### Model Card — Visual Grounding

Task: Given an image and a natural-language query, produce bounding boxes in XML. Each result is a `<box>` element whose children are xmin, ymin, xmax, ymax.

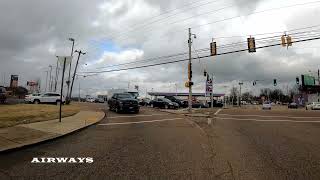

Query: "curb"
<box><xmin>0</xmin><ymin>111</ymin><xmax>106</xmax><ymax>153</ymax></box>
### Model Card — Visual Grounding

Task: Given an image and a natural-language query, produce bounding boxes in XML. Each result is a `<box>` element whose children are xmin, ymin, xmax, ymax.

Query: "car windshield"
<box><xmin>117</xmin><ymin>94</ymin><xmax>132</xmax><ymax>99</ymax></box>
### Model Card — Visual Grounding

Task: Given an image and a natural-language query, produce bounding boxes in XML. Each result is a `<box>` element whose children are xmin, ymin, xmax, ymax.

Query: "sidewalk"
<box><xmin>0</xmin><ymin>110</ymin><xmax>105</xmax><ymax>152</ymax></box>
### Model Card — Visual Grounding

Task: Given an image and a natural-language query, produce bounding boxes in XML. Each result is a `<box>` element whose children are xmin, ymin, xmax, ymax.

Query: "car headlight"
<box><xmin>169</xmin><ymin>103</ymin><xmax>173</xmax><ymax>105</ymax></box>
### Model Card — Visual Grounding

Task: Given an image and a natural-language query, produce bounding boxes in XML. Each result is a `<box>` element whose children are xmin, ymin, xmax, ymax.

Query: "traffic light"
<box><xmin>281</xmin><ymin>35</ymin><xmax>286</xmax><ymax>47</ymax></box>
<box><xmin>204</xmin><ymin>70</ymin><xmax>207</xmax><ymax>77</ymax></box>
<box><xmin>273</xmin><ymin>79</ymin><xmax>277</xmax><ymax>86</ymax></box>
<box><xmin>287</xmin><ymin>35</ymin><xmax>292</xmax><ymax>47</ymax></box>
<box><xmin>296</xmin><ymin>77</ymin><xmax>299</xmax><ymax>85</ymax></box>
<box><xmin>253</xmin><ymin>81</ymin><xmax>257</xmax><ymax>86</ymax></box>
<box><xmin>210</xmin><ymin>42</ymin><xmax>217</xmax><ymax>56</ymax></box>
<box><xmin>188</xmin><ymin>63</ymin><xmax>192</xmax><ymax>80</ymax></box>
<box><xmin>247</xmin><ymin>37</ymin><xmax>256</xmax><ymax>53</ymax></box>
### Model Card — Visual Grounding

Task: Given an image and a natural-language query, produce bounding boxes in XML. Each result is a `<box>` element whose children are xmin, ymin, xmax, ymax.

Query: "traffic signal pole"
<box><xmin>188</xmin><ymin>28</ymin><xmax>192</xmax><ymax>113</ymax></box>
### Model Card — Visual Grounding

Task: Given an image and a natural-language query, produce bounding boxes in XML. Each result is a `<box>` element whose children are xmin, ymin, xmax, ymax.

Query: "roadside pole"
<box><xmin>69</xmin><ymin>50</ymin><xmax>86</xmax><ymax>104</ymax></box>
<box><xmin>59</xmin><ymin>57</ymin><xmax>67</xmax><ymax>123</ymax></box>
<box><xmin>49</xmin><ymin>65</ymin><xmax>53</xmax><ymax>92</ymax></box>
<box><xmin>66</xmin><ymin>38</ymin><xmax>75</xmax><ymax>104</ymax></box>
<box><xmin>188</xmin><ymin>28</ymin><xmax>193</xmax><ymax>113</ymax></box>
<box><xmin>45</xmin><ymin>70</ymin><xmax>48</xmax><ymax>92</ymax></box>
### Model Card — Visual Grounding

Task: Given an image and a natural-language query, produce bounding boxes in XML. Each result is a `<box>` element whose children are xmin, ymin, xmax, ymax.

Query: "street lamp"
<box><xmin>66</xmin><ymin>38</ymin><xmax>75</xmax><ymax>104</ymax></box>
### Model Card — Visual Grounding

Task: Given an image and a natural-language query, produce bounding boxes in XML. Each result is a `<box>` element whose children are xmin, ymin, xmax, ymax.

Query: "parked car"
<box><xmin>25</xmin><ymin>93</ymin><xmax>41</xmax><ymax>103</ymax></box>
<box><xmin>262</xmin><ymin>102</ymin><xmax>272</xmax><ymax>110</ymax></box>
<box><xmin>0</xmin><ymin>86</ymin><xmax>6</xmax><ymax>104</ymax></box>
<box><xmin>306</xmin><ymin>102</ymin><xmax>320</xmax><ymax>110</ymax></box>
<box><xmin>192</xmin><ymin>102</ymin><xmax>208</xmax><ymax>108</ymax></box>
<box><xmin>207</xmin><ymin>100</ymin><xmax>224</xmax><ymax>108</ymax></box>
<box><xmin>139</xmin><ymin>98</ymin><xmax>151</xmax><ymax>106</ymax></box>
<box><xmin>164</xmin><ymin>96</ymin><xmax>186</xmax><ymax>108</ymax></box>
<box><xmin>149</xmin><ymin>98</ymin><xmax>179</xmax><ymax>109</ymax></box>
<box><xmin>25</xmin><ymin>92</ymin><xmax>65</xmax><ymax>105</ymax></box>
<box><xmin>288</xmin><ymin>102</ymin><xmax>298</xmax><ymax>109</ymax></box>
<box><xmin>108</xmin><ymin>93</ymin><xmax>139</xmax><ymax>113</ymax></box>
<box><xmin>86</xmin><ymin>97</ymin><xmax>95</xmax><ymax>103</ymax></box>
<box><xmin>95</xmin><ymin>98</ymin><xmax>105</xmax><ymax>103</ymax></box>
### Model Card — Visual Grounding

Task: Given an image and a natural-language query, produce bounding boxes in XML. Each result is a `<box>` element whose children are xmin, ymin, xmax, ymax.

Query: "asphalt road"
<box><xmin>0</xmin><ymin>105</ymin><xmax>218</xmax><ymax>179</ymax></box>
<box><xmin>199</xmin><ymin>108</ymin><xmax>320</xmax><ymax>180</ymax></box>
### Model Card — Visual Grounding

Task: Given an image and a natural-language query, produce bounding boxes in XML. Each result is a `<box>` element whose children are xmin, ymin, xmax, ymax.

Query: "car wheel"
<box><xmin>135</xmin><ymin>110</ymin><xmax>139</xmax><ymax>114</ymax></box>
<box><xmin>33</xmin><ymin>100</ymin><xmax>40</xmax><ymax>104</ymax></box>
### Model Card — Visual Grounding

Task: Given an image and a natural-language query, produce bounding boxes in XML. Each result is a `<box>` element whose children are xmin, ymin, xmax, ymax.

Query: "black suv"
<box><xmin>108</xmin><ymin>93</ymin><xmax>139</xmax><ymax>113</ymax></box>
<box><xmin>0</xmin><ymin>86</ymin><xmax>6</xmax><ymax>104</ymax></box>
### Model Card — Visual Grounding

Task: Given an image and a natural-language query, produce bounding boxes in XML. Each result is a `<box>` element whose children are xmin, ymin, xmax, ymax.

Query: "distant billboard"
<box><xmin>301</xmin><ymin>74</ymin><xmax>316</xmax><ymax>86</ymax></box>
<box><xmin>10</xmin><ymin>75</ymin><xmax>18</xmax><ymax>88</ymax></box>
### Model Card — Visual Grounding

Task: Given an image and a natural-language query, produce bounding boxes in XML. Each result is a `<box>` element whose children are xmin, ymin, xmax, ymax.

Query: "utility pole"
<box><xmin>69</xmin><ymin>50</ymin><xmax>86</xmax><ymax>104</ymax></box>
<box><xmin>188</xmin><ymin>28</ymin><xmax>196</xmax><ymax>113</ymax></box>
<box><xmin>59</xmin><ymin>57</ymin><xmax>67</xmax><ymax>123</ymax></box>
<box><xmin>54</xmin><ymin>56</ymin><xmax>59</xmax><ymax>92</ymax></box>
<box><xmin>48</xmin><ymin>65</ymin><xmax>53</xmax><ymax>92</ymax></box>
<box><xmin>66</xmin><ymin>38</ymin><xmax>75</xmax><ymax>104</ymax></box>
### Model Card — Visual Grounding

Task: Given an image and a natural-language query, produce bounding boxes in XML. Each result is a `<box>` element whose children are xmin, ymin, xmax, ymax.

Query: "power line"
<box><xmin>190</xmin><ymin>0</ymin><xmax>320</xmax><ymax>29</ymax></box>
<box><xmin>103</xmin><ymin>0</ymin><xmax>225</xmax><ymax>41</ymax></box>
<box><xmin>78</xmin><ymin>35</ymin><xmax>320</xmax><ymax>76</ymax></box>
<box><xmin>84</xmin><ymin>28</ymin><xmax>320</xmax><ymax>72</ymax></box>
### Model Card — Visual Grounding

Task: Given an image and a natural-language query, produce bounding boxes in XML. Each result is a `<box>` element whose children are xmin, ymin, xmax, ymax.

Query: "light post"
<box><xmin>66</xmin><ymin>38</ymin><xmax>75</xmax><ymax>104</ymax></box>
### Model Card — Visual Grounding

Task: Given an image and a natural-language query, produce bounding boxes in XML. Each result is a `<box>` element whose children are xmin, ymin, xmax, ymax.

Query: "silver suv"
<box><xmin>25</xmin><ymin>92</ymin><xmax>65</xmax><ymax>105</ymax></box>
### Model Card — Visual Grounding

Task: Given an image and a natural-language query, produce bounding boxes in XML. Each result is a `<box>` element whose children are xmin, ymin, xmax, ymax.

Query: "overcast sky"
<box><xmin>1</xmin><ymin>0</ymin><xmax>320</xmax><ymax>97</ymax></box>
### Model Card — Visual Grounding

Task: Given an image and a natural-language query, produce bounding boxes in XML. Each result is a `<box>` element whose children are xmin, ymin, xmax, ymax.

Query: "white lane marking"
<box><xmin>98</xmin><ymin>118</ymin><xmax>183</xmax><ymax>126</ymax></box>
<box><xmin>218</xmin><ymin>114</ymin><xmax>320</xmax><ymax>119</ymax></box>
<box><xmin>216</xmin><ymin>117</ymin><xmax>320</xmax><ymax>123</ymax></box>
<box><xmin>214</xmin><ymin>109</ymin><xmax>222</xmax><ymax>115</ymax></box>
<box><xmin>108</xmin><ymin>113</ymin><xmax>168</xmax><ymax>119</ymax></box>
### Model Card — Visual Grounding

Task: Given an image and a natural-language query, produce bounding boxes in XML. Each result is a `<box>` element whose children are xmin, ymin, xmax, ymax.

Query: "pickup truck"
<box><xmin>108</xmin><ymin>93</ymin><xmax>139</xmax><ymax>113</ymax></box>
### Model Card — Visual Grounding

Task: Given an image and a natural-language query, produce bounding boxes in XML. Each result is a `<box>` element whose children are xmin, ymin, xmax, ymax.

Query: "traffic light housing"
<box><xmin>188</xmin><ymin>63</ymin><xmax>192</xmax><ymax>80</ymax></box>
<box><xmin>204</xmin><ymin>70</ymin><xmax>207</xmax><ymax>77</ymax></box>
<box><xmin>253</xmin><ymin>81</ymin><xmax>256</xmax><ymax>86</ymax></box>
<box><xmin>296</xmin><ymin>77</ymin><xmax>299</xmax><ymax>85</ymax></box>
<box><xmin>210</xmin><ymin>42</ymin><xmax>217</xmax><ymax>56</ymax></box>
<box><xmin>247</xmin><ymin>37</ymin><xmax>256</xmax><ymax>53</ymax></box>
<box><xmin>273</xmin><ymin>79</ymin><xmax>277</xmax><ymax>86</ymax></box>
